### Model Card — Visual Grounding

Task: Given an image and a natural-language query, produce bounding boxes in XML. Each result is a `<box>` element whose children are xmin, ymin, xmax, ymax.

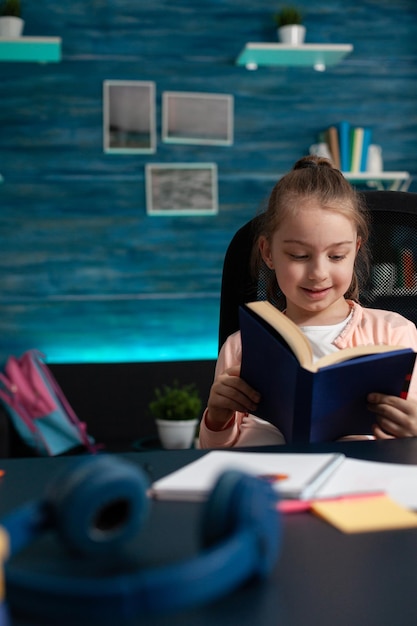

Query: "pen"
<box><xmin>277</xmin><ymin>491</ymin><xmax>386</xmax><ymax>514</ymax></box>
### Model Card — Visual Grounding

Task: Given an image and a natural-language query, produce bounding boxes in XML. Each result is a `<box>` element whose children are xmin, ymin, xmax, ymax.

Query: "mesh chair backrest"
<box><xmin>361</xmin><ymin>193</ymin><xmax>417</xmax><ymax>325</ymax></box>
<box><xmin>218</xmin><ymin>190</ymin><xmax>417</xmax><ymax>351</ymax></box>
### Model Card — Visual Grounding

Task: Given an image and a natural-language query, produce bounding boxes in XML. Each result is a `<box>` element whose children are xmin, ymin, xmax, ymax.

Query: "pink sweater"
<box><xmin>199</xmin><ymin>301</ymin><xmax>417</xmax><ymax>448</ymax></box>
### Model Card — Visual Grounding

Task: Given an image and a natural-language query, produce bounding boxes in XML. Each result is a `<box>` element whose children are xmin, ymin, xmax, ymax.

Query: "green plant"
<box><xmin>273</xmin><ymin>6</ymin><xmax>303</xmax><ymax>28</ymax></box>
<box><xmin>148</xmin><ymin>381</ymin><xmax>202</xmax><ymax>421</ymax></box>
<box><xmin>0</xmin><ymin>0</ymin><xmax>21</xmax><ymax>17</ymax></box>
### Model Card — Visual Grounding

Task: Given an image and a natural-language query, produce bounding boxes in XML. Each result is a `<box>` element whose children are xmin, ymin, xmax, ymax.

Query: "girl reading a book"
<box><xmin>199</xmin><ymin>155</ymin><xmax>417</xmax><ymax>447</ymax></box>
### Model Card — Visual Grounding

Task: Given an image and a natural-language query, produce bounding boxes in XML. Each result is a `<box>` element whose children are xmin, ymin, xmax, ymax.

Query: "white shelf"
<box><xmin>236</xmin><ymin>43</ymin><xmax>353</xmax><ymax>71</ymax></box>
<box><xmin>0</xmin><ymin>37</ymin><xmax>62</xmax><ymax>62</ymax></box>
<box><xmin>343</xmin><ymin>172</ymin><xmax>411</xmax><ymax>192</ymax></box>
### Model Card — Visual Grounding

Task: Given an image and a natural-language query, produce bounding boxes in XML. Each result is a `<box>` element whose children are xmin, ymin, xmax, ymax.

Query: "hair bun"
<box><xmin>293</xmin><ymin>155</ymin><xmax>333</xmax><ymax>171</ymax></box>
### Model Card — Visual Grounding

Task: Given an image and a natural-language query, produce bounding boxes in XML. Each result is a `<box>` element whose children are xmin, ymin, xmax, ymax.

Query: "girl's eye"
<box><xmin>289</xmin><ymin>254</ymin><xmax>308</xmax><ymax>260</ymax></box>
<box><xmin>330</xmin><ymin>255</ymin><xmax>346</xmax><ymax>261</ymax></box>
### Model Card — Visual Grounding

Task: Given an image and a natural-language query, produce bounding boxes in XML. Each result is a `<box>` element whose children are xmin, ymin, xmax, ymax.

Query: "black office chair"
<box><xmin>218</xmin><ymin>190</ymin><xmax>417</xmax><ymax>350</ymax></box>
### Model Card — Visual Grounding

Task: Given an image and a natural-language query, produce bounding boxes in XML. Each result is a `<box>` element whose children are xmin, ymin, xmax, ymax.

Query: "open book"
<box><xmin>150</xmin><ymin>450</ymin><xmax>417</xmax><ymax>510</ymax></box>
<box><xmin>150</xmin><ymin>451</ymin><xmax>345</xmax><ymax>501</ymax></box>
<box><xmin>239</xmin><ymin>301</ymin><xmax>416</xmax><ymax>443</ymax></box>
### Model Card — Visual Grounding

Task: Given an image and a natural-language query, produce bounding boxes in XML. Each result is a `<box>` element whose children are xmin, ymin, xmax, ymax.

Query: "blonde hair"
<box><xmin>253</xmin><ymin>155</ymin><xmax>370</xmax><ymax>307</ymax></box>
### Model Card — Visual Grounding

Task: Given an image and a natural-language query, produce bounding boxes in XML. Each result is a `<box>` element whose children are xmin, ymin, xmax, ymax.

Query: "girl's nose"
<box><xmin>308</xmin><ymin>259</ymin><xmax>327</xmax><ymax>281</ymax></box>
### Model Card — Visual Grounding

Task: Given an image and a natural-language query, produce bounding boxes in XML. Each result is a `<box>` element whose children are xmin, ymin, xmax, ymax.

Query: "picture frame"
<box><xmin>103</xmin><ymin>80</ymin><xmax>156</xmax><ymax>154</ymax></box>
<box><xmin>162</xmin><ymin>91</ymin><xmax>233</xmax><ymax>146</ymax></box>
<box><xmin>145</xmin><ymin>163</ymin><xmax>218</xmax><ymax>216</ymax></box>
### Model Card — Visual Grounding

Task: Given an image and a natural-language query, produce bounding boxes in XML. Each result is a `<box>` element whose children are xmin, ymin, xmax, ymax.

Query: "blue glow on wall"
<box><xmin>1</xmin><ymin>295</ymin><xmax>220</xmax><ymax>363</ymax></box>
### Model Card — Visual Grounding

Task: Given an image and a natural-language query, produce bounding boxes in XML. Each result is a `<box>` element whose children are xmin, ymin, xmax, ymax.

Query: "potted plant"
<box><xmin>0</xmin><ymin>0</ymin><xmax>24</xmax><ymax>37</ymax></box>
<box><xmin>273</xmin><ymin>6</ymin><xmax>305</xmax><ymax>45</ymax></box>
<box><xmin>149</xmin><ymin>381</ymin><xmax>202</xmax><ymax>449</ymax></box>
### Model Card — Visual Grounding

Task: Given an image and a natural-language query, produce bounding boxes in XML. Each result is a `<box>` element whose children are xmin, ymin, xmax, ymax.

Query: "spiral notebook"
<box><xmin>149</xmin><ymin>451</ymin><xmax>345</xmax><ymax>501</ymax></box>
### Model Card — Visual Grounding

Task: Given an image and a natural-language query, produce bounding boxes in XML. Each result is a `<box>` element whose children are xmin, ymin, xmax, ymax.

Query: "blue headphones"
<box><xmin>0</xmin><ymin>455</ymin><xmax>281</xmax><ymax>624</ymax></box>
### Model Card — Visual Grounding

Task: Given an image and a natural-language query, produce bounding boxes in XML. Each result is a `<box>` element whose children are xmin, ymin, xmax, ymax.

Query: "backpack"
<box><xmin>0</xmin><ymin>350</ymin><xmax>98</xmax><ymax>456</ymax></box>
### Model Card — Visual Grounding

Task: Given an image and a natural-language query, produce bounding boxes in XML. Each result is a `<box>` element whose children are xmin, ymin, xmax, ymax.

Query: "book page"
<box><xmin>245</xmin><ymin>301</ymin><xmax>314</xmax><ymax>369</ymax></box>
<box><xmin>245</xmin><ymin>301</ymin><xmax>412</xmax><ymax>372</ymax></box>
<box><xmin>314</xmin><ymin>457</ymin><xmax>417</xmax><ymax>510</ymax></box>
<box><xmin>315</xmin><ymin>343</ymin><xmax>410</xmax><ymax>370</ymax></box>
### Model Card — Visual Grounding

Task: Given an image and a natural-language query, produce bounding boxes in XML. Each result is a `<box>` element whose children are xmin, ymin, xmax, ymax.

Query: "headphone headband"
<box><xmin>1</xmin><ymin>456</ymin><xmax>281</xmax><ymax>623</ymax></box>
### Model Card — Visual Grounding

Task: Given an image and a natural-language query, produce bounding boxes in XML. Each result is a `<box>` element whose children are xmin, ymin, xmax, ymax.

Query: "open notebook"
<box><xmin>150</xmin><ymin>450</ymin><xmax>417</xmax><ymax>510</ymax></box>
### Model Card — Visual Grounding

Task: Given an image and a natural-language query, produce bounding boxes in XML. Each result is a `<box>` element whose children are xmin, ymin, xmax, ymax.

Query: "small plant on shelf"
<box><xmin>0</xmin><ymin>0</ymin><xmax>21</xmax><ymax>17</ymax></box>
<box><xmin>148</xmin><ymin>381</ymin><xmax>202</xmax><ymax>421</ymax></box>
<box><xmin>273</xmin><ymin>6</ymin><xmax>305</xmax><ymax>45</ymax></box>
<box><xmin>273</xmin><ymin>6</ymin><xmax>303</xmax><ymax>28</ymax></box>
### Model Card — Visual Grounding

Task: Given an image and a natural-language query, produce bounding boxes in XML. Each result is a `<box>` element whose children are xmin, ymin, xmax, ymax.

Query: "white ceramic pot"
<box><xmin>366</xmin><ymin>144</ymin><xmax>383</xmax><ymax>173</ymax></box>
<box><xmin>309</xmin><ymin>142</ymin><xmax>333</xmax><ymax>160</ymax></box>
<box><xmin>0</xmin><ymin>16</ymin><xmax>24</xmax><ymax>37</ymax></box>
<box><xmin>278</xmin><ymin>25</ymin><xmax>306</xmax><ymax>45</ymax></box>
<box><xmin>156</xmin><ymin>418</ymin><xmax>199</xmax><ymax>450</ymax></box>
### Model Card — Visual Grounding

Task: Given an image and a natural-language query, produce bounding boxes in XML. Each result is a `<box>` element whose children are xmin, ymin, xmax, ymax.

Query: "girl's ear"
<box><xmin>356</xmin><ymin>236</ymin><xmax>362</xmax><ymax>254</ymax></box>
<box><xmin>259</xmin><ymin>236</ymin><xmax>274</xmax><ymax>270</ymax></box>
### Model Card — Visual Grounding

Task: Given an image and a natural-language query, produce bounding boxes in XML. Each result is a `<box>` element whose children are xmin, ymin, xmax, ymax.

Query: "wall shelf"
<box><xmin>0</xmin><ymin>37</ymin><xmax>62</xmax><ymax>62</ymax></box>
<box><xmin>343</xmin><ymin>172</ymin><xmax>411</xmax><ymax>192</ymax></box>
<box><xmin>269</xmin><ymin>171</ymin><xmax>411</xmax><ymax>192</ymax></box>
<box><xmin>236</xmin><ymin>43</ymin><xmax>353</xmax><ymax>71</ymax></box>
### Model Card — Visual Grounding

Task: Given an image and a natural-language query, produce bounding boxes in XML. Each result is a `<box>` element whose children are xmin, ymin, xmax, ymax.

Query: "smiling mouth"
<box><xmin>302</xmin><ymin>287</ymin><xmax>331</xmax><ymax>295</ymax></box>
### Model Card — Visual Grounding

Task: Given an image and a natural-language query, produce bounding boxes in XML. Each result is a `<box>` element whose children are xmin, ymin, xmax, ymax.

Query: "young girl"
<box><xmin>199</xmin><ymin>155</ymin><xmax>417</xmax><ymax>448</ymax></box>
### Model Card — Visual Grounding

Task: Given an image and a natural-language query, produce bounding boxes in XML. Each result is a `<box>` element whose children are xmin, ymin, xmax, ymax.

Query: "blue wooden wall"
<box><xmin>1</xmin><ymin>0</ymin><xmax>416</xmax><ymax>363</ymax></box>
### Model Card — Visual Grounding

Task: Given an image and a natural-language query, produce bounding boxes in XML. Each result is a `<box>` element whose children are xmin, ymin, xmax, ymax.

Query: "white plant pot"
<box><xmin>156</xmin><ymin>418</ymin><xmax>199</xmax><ymax>450</ymax></box>
<box><xmin>366</xmin><ymin>144</ymin><xmax>383</xmax><ymax>173</ymax></box>
<box><xmin>278</xmin><ymin>25</ymin><xmax>306</xmax><ymax>45</ymax></box>
<box><xmin>0</xmin><ymin>16</ymin><xmax>24</xmax><ymax>37</ymax></box>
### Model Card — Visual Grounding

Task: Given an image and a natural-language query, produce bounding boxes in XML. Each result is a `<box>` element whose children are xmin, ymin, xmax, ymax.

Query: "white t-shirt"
<box><xmin>299</xmin><ymin>310</ymin><xmax>353</xmax><ymax>362</ymax></box>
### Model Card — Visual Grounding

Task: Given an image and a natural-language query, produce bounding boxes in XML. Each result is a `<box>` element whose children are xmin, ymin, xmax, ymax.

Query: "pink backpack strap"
<box><xmin>33</xmin><ymin>353</ymin><xmax>99</xmax><ymax>453</ymax></box>
<box><xmin>5</xmin><ymin>353</ymin><xmax>56</xmax><ymax>417</ymax></box>
<box><xmin>0</xmin><ymin>372</ymin><xmax>53</xmax><ymax>455</ymax></box>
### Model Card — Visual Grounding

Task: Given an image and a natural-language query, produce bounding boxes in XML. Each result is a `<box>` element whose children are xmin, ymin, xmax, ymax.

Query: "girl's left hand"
<box><xmin>367</xmin><ymin>393</ymin><xmax>417</xmax><ymax>439</ymax></box>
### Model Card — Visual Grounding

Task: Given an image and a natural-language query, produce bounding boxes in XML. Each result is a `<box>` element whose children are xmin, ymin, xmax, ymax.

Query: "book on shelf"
<box><xmin>238</xmin><ymin>301</ymin><xmax>416</xmax><ymax>444</ymax></box>
<box><xmin>350</xmin><ymin>126</ymin><xmax>364</xmax><ymax>173</ymax></box>
<box><xmin>150</xmin><ymin>449</ymin><xmax>417</xmax><ymax>510</ymax></box>
<box><xmin>325</xmin><ymin>125</ymin><xmax>341</xmax><ymax>169</ymax></box>
<box><xmin>360</xmin><ymin>127</ymin><xmax>372</xmax><ymax>172</ymax></box>
<box><xmin>350</xmin><ymin>126</ymin><xmax>373</xmax><ymax>173</ymax></box>
<box><xmin>338</xmin><ymin>120</ymin><xmax>351</xmax><ymax>172</ymax></box>
<box><xmin>322</xmin><ymin>123</ymin><xmax>372</xmax><ymax>174</ymax></box>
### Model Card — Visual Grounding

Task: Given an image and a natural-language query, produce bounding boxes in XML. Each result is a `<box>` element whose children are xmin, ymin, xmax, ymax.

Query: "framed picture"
<box><xmin>103</xmin><ymin>80</ymin><xmax>156</xmax><ymax>153</ymax></box>
<box><xmin>146</xmin><ymin>163</ymin><xmax>218</xmax><ymax>216</ymax></box>
<box><xmin>162</xmin><ymin>92</ymin><xmax>233</xmax><ymax>146</ymax></box>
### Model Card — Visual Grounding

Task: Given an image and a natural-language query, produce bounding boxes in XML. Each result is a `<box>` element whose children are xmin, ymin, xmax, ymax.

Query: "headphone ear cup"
<box><xmin>201</xmin><ymin>470</ymin><xmax>281</xmax><ymax>577</ymax></box>
<box><xmin>43</xmin><ymin>455</ymin><xmax>150</xmax><ymax>556</ymax></box>
<box><xmin>200</xmin><ymin>470</ymin><xmax>246</xmax><ymax>546</ymax></box>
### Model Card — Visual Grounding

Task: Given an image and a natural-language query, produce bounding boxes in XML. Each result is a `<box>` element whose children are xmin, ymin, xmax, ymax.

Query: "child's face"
<box><xmin>260</xmin><ymin>200</ymin><xmax>360</xmax><ymax>324</ymax></box>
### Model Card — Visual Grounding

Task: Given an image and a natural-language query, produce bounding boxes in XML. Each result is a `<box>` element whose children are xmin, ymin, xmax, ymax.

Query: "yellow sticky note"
<box><xmin>311</xmin><ymin>495</ymin><xmax>417</xmax><ymax>533</ymax></box>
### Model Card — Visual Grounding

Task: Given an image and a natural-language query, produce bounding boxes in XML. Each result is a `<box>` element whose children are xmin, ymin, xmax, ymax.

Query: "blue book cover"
<box><xmin>239</xmin><ymin>302</ymin><xmax>416</xmax><ymax>444</ymax></box>
<box><xmin>338</xmin><ymin>120</ymin><xmax>351</xmax><ymax>172</ymax></box>
<box><xmin>360</xmin><ymin>127</ymin><xmax>373</xmax><ymax>172</ymax></box>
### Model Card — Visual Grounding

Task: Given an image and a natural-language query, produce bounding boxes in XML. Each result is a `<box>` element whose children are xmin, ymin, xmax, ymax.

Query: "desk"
<box><xmin>2</xmin><ymin>438</ymin><xmax>417</xmax><ymax>626</ymax></box>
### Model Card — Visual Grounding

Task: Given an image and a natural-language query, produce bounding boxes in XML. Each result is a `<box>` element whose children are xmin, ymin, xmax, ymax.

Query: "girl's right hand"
<box><xmin>205</xmin><ymin>365</ymin><xmax>261</xmax><ymax>431</ymax></box>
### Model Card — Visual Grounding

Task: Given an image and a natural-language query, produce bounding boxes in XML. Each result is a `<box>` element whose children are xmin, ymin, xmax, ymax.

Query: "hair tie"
<box><xmin>296</xmin><ymin>160</ymin><xmax>319</xmax><ymax>170</ymax></box>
